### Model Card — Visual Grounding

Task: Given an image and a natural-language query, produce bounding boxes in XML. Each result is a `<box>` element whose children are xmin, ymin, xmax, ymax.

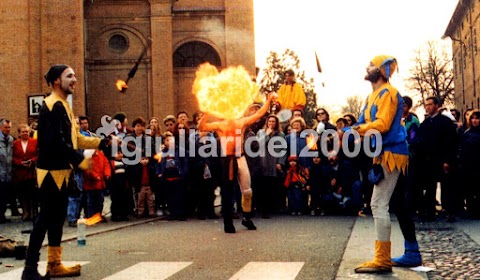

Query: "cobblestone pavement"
<box><xmin>417</xmin><ymin>222</ymin><xmax>480</xmax><ymax>280</ymax></box>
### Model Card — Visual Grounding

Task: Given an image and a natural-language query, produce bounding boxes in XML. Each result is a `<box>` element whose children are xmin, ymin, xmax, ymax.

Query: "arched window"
<box><xmin>108</xmin><ymin>34</ymin><xmax>129</xmax><ymax>53</ymax></box>
<box><xmin>173</xmin><ymin>41</ymin><xmax>221</xmax><ymax>67</ymax></box>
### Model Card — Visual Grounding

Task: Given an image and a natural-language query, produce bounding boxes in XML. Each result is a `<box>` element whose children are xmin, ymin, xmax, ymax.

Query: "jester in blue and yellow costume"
<box><xmin>22</xmin><ymin>65</ymin><xmax>110</xmax><ymax>280</ymax></box>
<box><xmin>354</xmin><ymin>55</ymin><xmax>421</xmax><ymax>273</ymax></box>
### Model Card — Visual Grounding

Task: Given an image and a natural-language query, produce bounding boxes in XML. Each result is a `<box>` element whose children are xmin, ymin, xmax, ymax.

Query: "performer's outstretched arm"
<box><xmin>198</xmin><ymin>112</ymin><xmax>222</xmax><ymax>132</ymax></box>
<box><xmin>243</xmin><ymin>93</ymin><xmax>276</xmax><ymax>126</ymax></box>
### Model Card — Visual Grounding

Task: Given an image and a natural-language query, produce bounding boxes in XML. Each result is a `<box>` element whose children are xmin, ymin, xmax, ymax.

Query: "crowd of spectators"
<box><xmin>1</xmin><ymin>95</ymin><xmax>480</xmax><ymax>226</ymax></box>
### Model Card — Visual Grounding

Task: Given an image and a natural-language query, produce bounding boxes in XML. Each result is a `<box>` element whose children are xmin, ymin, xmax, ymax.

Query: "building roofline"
<box><xmin>443</xmin><ymin>0</ymin><xmax>471</xmax><ymax>39</ymax></box>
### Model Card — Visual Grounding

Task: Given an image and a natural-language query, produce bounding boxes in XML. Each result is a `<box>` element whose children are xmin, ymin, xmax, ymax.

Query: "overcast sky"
<box><xmin>254</xmin><ymin>0</ymin><xmax>459</xmax><ymax>113</ymax></box>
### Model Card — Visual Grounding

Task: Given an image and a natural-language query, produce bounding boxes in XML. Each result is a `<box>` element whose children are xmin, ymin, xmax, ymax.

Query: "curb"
<box><xmin>336</xmin><ymin>215</ymin><xmax>428</xmax><ymax>279</ymax></box>
<box><xmin>46</xmin><ymin>217</ymin><xmax>164</xmax><ymax>247</ymax></box>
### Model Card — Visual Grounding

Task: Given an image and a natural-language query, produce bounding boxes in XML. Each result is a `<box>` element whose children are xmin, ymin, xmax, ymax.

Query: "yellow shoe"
<box><xmin>46</xmin><ymin>246</ymin><xmax>81</xmax><ymax>277</ymax></box>
<box><xmin>355</xmin><ymin>240</ymin><xmax>392</xmax><ymax>273</ymax></box>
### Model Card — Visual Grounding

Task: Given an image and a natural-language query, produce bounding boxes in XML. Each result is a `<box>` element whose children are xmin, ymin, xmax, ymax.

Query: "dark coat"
<box><xmin>460</xmin><ymin>126</ymin><xmax>480</xmax><ymax>175</ymax></box>
<box><xmin>323</xmin><ymin>159</ymin><xmax>358</xmax><ymax>197</ymax></box>
<box><xmin>124</xmin><ymin>133</ymin><xmax>156</xmax><ymax>189</ymax></box>
<box><xmin>155</xmin><ymin>146</ymin><xmax>189</xmax><ymax>181</ymax></box>
<box><xmin>417</xmin><ymin>113</ymin><xmax>457</xmax><ymax>165</ymax></box>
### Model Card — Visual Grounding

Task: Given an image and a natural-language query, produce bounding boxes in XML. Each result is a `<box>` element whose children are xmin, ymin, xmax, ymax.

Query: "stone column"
<box><xmin>40</xmin><ymin>0</ymin><xmax>86</xmax><ymax>115</ymax></box>
<box><xmin>150</xmin><ymin>0</ymin><xmax>175</xmax><ymax>117</ymax></box>
<box><xmin>225</xmin><ymin>0</ymin><xmax>256</xmax><ymax>74</ymax></box>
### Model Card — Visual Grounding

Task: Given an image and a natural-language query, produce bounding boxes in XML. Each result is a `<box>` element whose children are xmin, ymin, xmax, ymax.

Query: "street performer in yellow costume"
<box><xmin>352</xmin><ymin>55</ymin><xmax>418</xmax><ymax>273</ymax></box>
<box><xmin>276</xmin><ymin>69</ymin><xmax>306</xmax><ymax>110</ymax></box>
<box><xmin>22</xmin><ymin>65</ymin><xmax>111</xmax><ymax>280</ymax></box>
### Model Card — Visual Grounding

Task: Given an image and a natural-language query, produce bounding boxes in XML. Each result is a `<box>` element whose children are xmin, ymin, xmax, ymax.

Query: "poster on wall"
<box><xmin>28</xmin><ymin>94</ymin><xmax>73</xmax><ymax>118</ymax></box>
<box><xmin>28</xmin><ymin>95</ymin><xmax>45</xmax><ymax>117</ymax></box>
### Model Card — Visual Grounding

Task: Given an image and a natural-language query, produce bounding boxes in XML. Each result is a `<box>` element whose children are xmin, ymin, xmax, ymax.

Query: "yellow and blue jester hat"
<box><xmin>371</xmin><ymin>55</ymin><xmax>397</xmax><ymax>80</ymax></box>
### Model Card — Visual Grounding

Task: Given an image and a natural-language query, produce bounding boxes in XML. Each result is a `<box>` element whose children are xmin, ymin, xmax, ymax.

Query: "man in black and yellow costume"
<box><xmin>22</xmin><ymin>65</ymin><xmax>110</xmax><ymax>280</ymax></box>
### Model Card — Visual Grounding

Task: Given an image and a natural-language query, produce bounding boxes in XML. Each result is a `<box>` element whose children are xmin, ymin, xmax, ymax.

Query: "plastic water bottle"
<box><xmin>77</xmin><ymin>216</ymin><xmax>86</xmax><ymax>246</ymax></box>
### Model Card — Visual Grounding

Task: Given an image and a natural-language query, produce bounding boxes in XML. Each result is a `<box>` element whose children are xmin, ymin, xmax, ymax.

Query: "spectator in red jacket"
<box><xmin>12</xmin><ymin>124</ymin><xmax>38</xmax><ymax>221</ymax></box>
<box><xmin>83</xmin><ymin>150</ymin><xmax>111</xmax><ymax>219</ymax></box>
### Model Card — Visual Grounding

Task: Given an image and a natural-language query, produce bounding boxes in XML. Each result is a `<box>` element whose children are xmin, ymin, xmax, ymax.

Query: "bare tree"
<box><xmin>406</xmin><ymin>40</ymin><xmax>455</xmax><ymax>106</ymax></box>
<box><xmin>341</xmin><ymin>95</ymin><xmax>364</xmax><ymax>119</ymax></box>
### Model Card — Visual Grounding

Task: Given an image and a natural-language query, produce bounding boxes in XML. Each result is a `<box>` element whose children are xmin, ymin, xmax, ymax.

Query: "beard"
<box><xmin>364</xmin><ymin>70</ymin><xmax>383</xmax><ymax>83</ymax></box>
<box><xmin>61</xmin><ymin>79</ymin><xmax>74</xmax><ymax>95</ymax></box>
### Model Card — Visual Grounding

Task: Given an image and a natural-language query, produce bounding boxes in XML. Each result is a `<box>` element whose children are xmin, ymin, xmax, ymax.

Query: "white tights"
<box><xmin>370</xmin><ymin>166</ymin><xmax>400</xmax><ymax>241</ymax></box>
<box><xmin>236</xmin><ymin>156</ymin><xmax>252</xmax><ymax>213</ymax></box>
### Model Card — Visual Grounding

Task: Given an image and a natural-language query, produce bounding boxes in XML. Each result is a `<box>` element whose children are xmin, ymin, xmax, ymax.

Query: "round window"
<box><xmin>108</xmin><ymin>34</ymin><xmax>128</xmax><ymax>53</ymax></box>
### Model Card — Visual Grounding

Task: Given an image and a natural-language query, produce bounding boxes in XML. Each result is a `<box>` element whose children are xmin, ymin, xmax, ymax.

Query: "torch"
<box><xmin>116</xmin><ymin>38</ymin><xmax>152</xmax><ymax>93</ymax></box>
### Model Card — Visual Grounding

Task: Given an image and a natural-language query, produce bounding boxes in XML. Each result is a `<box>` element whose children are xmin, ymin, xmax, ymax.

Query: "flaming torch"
<box><xmin>116</xmin><ymin>38</ymin><xmax>152</xmax><ymax>93</ymax></box>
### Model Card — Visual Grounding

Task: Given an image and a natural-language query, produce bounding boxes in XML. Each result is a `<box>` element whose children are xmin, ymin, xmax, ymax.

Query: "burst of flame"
<box><xmin>116</xmin><ymin>80</ymin><xmax>128</xmax><ymax>92</ymax></box>
<box><xmin>153</xmin><ymin>152</ymin><xmax>162</xmax><ymax>163</ymax></box>
<box><xmin>192</xmin><ymin>63</ymin><xmax>260</xmax><ymax>120</ymax></box>
<box><xmin>306</xmin><ymin>133</ymin><xmax>318</xmax><ymax>151</ymax></box>
<box><xmin>85</xmin><ymin>213</ymin><xmax>103</xmax><ymax>226</ymax></box>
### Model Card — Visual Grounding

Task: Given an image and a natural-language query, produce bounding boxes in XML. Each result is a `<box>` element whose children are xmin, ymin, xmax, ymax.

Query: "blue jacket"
<box><xmin>155</xmin><ymin>146</ymin><xmax>189</xmax><ymax>180</ymax></box>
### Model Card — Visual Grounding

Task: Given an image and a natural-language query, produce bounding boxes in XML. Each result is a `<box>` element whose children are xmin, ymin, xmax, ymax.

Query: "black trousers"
<box><xmin>0</xmin><ymin>181</ymin><xmax>17</xmax><ymax>218</ymax></box>
<box><xmin>0</xmin><ymin>181</ymin><xmax>9</xmax><ymax>219</ymax></box>
<box><xmin>220</xmin><ymin>156</ymin><xmax>238</xmax><ymax>225</ymax></box>
<box><xmin>256</xmin><ymin>176</ymin><xmax>276</xmax><ymax>215</ymax></box>
<box><xmin>164</xmin><ymin>178</ymin><xmax>186</xmax><ymax>218</ymax></box>
<box><xmin>221</xmin><ymin>179</ymin><xmax>235</xmax><ymax>225</ymax></box>
<box><xmin>25</xmin><ymin>173</ymin><xmax>68</xmax><ymax>266</ymax></box>
<box><xmin>390</xmin><ymin>170</ymin><xmax>416</xmax><ymax>242</ymax></box>
<box><xmin>191</xmin><ymin>177</ymin><xmax>215</xmax><ymax>217</ymax></box>
<box><xmin>110</xmin><ymin>173</ymin><xmax>130</xmax><ymax>217</ymax></box>
<box><xmin>464</xmin><ymin>171</ymin><xmax>480</xmax><ymax>216</ymax></box>
<box><xmin>419</xmin><ymin>159</ymin><xmax>447</xmax><ymax>217</ymax></box>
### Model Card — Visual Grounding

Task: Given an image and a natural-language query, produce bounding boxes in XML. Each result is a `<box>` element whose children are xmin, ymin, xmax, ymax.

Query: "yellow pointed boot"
<box><xmin>46</xmin><ymin>246</ymin><xmax>81</xmax><ymax>278</ymax></box>
<box><xmin>355</xmin><ymin>240</ymin><xmax>392</xmax><ymax>273</ymax></box>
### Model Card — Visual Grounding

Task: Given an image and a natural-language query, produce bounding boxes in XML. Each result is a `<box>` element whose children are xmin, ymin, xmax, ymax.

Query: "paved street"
<box><xmin>2</xmin><ymin>215</ymin><xmax>356</xmax><ymax>279</ymax></box>
<box><xmin>1</xmin><ymin>200</ymin><xmax>480</xmax><ymax>279</ymax></box>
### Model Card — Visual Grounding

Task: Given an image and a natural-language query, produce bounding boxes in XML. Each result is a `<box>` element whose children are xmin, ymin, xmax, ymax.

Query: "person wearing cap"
<box><xmin>352</xmin><ymin>55</ymin><xmax>421</xmax><ymax>273</ymax></box>
<box><xmin>277</xmin><ymin>69</ymin><xmax>306</xmax><ymax>111</ymax></box>
<box><xmin>22</xmin><ymin>65</ymin><xmax>111</xmax><ymax>280</ymax></box>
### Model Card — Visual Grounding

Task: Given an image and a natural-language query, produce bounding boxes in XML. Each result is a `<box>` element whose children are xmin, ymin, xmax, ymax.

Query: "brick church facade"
<box><xmin>1</xmin><ymin>0</ymin><xmax>255</xmax><ymax>129</ymax></box>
